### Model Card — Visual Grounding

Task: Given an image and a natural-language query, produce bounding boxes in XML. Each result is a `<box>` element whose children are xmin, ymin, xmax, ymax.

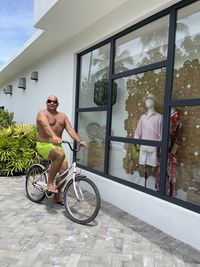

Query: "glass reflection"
<box><xmin>112</xmin><ymin>68</ymin><xmax>165</xmax><ymax>138</ymax></box>
<box><xmin>109</xmin><ymin>141</ymin><xmax>159</xmax><ymax>191</ymax></box>
<box><xmin>115</xmin><ymin>16</ymin><xmax>169</xmax><ymax>72</ymax></box>
<box><xmin>77</xmin><ymin>111</ymin><xmax>106</xmax><ymax>172</ymax></box>
<box><xmin>172</xmin><ymin>2</ymin><xmax>200</xmax><ymax>99</ymax></box>
<box><xmin>79</xmin><ymin>44</ymin><xmax>110</xmax><ymax>108</ymax></box>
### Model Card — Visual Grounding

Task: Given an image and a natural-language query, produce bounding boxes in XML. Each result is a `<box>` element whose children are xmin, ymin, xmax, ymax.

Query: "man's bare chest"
<box><xmin>47</xmin><ymin>114</ymin><xmax>65</xmax><ymax>129</ymax></box>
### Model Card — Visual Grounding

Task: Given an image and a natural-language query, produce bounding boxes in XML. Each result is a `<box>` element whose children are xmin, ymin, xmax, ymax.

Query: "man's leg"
<box><xmin>47</xmin><ymin>148</ymin><xmax>65</xmax><ymax>193</ymax></box>
<box><xmin>53</xmin><ymin>160</ymin><xmax>68</xmax><ymax>204</ymax></box>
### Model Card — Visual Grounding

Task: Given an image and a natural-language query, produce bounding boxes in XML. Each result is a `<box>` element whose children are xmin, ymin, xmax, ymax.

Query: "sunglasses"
<box><xmin>47</xmin><ymin>99</ymin><xmax>58</xmax><ymax>104</ymax></box>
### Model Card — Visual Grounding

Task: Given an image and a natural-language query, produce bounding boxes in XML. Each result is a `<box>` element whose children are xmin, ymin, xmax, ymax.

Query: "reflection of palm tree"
<box><xmin>178</xmin><ymin>34</ymin><xmax>200</xmax><ymax>62</ymax></box>
<box><xmin>140</xmin><ymin>22</ymin><xmax>189</xmax><ymax>64</ymax></box>
<box><xmin>141</xmin><ymin>22</ymin><xmax>189</xmax><ymax>52</ymax></box>
<box><xmin>93</xmin><ymin>46</ymin><xmax>133</xmax><ymax>79</ymax></box>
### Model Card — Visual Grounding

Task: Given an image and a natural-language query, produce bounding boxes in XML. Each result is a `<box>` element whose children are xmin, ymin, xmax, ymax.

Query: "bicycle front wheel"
<box><xmin>63</xmin><ymin>175</ymin><xmax>101</xmax><ymax>224</ymax></box>
<box><xmin>25</xmin><ymin>164</ymin><xmax>47</xmax><ymax>203</ymax></box>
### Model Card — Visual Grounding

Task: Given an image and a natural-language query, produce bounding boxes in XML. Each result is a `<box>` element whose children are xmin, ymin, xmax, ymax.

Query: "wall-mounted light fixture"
<box><xmin>30</xmin><ymin>71</ymin><xmax>38</xmax><ymax>81</ymax></box>
<box><xmin>3</xmin><ymin>85</ymin><xmax>13</xmax><ymax>95</ymax></box>
<box><xmin>18</xmin><ymin>78</ymin><xmax>26</xmax><ymax>89</ymax></box>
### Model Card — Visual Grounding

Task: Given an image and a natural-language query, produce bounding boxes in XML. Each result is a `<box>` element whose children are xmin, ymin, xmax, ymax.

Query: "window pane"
<box><xmin>77</xmin><ymin>111</ymin><xmax>106</xmax><ymax>172</ymax></box>
<box><xmin>79</xmin><ymin>44</ymin><xmax>110</xmax><ymax>108</ymax></box>
<box><xmin>162</xmin><ymin>106</ymin><xmax>200</xmax><ymax>206</ymax></box>
<box><xmin>115</xmin><ymin>16</ymin><xmax>169</xmax><ymax>73</ymax></box>
<box><xmin>172</xmin><ymin>2</ymin><xmax>200</xmax><ymax>99</ymax></box>
<box><xmin>111</xmin><ymin>68</ymin><xmax>166</xmax><ymax>138</ymax></box>
<box><xmin>109</xmin><ymin>141</ymin><xmax>159</xmax><ymax>191</ymax></box>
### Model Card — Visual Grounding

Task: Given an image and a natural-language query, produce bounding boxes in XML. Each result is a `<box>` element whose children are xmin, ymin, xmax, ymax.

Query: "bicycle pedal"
<box><xmin>45</xmin><ymin>191</ymin><xmax>54</xmax><ymax>198</ymax></box>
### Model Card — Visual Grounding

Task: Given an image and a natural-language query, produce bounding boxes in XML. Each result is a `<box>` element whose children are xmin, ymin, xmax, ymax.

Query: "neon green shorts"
<box><xmin>36</xmin><ymin>141</ymin><xmax>67</xmax><ymax>162</ymax></box>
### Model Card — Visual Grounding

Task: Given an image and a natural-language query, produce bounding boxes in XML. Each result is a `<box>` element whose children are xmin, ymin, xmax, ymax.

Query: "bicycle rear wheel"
<box><xmin>25</xmin><ymin>164</ymin><xmax>47</xmax><ymax>203</ymax></box>
<box><xmin>63</xmin><ymin>175</ymin><xmax>101</xmax><ymax>224</ymax></box>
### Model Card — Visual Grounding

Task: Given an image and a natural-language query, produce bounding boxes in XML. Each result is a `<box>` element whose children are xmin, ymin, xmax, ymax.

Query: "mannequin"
<box><xmin>134</xmin><ymin>95</ymin><xmax>163</xmax><ymax>188</ymax></box>
<box><xmin>156</xmin><ymin>107</ymin><xmax>182</xmax><ymax>195</ymax></box>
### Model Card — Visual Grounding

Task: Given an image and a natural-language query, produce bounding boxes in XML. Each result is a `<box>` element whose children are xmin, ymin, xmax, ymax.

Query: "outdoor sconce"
<box><xmin>30</xmin><ymin>71</ymin><xmax>38</xmax><ymax>81</ymax></box>
<box><xmin>18</xmin><ymin>78</ymin><xmax>26</xmax><ymax>89</ymax></box>
<box><xmin>3</xmin><ymin>85</ymin><xmax>13</xmax><ymax>95</ymax></box>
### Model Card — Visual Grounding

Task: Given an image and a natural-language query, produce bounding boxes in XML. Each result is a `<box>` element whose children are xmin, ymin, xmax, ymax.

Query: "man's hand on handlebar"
<box><xmin>51</xmin><ymin>136</ymin><xmax>62</xmax><ymax>145</ymax></box>
<box><xmin>79</xmin><ymin>140</ymin><xmax>87</xmax><ymax>148</ymax></box>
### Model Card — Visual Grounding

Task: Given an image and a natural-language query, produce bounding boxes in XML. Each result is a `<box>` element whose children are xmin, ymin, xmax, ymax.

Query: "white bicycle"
<box><xmin>25</xmin><ymin>141</ymin><xmax>101</xmax><ymax>224</ymax></box>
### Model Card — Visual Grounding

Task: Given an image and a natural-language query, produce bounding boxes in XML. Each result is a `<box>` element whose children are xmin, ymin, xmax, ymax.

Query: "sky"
<box><xmin>0</xmin><ymin>0</ymin><xmax>36</xmax><ymax>68</ymax></box>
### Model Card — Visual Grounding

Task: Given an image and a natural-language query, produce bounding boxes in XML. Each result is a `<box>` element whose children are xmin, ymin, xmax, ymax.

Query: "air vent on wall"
<box><xmin>18</xmin><ymin>78</ymin><xmax>26</xmax><ymax>89</ymax></box>
<box><xmin>30</xmin><ymin>71</ymin><xmax>38</xmax><ymax>81</ymax></box>
<box><xmin>3</xmin><ymin>85</ymin><xmax>13</xmax><ymax>95</ymax></box>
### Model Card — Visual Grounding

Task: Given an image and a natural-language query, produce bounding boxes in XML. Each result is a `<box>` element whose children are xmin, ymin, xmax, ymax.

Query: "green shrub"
<box><xmin>0</xmin><ymin>109</ymin><xmax>15</xmax><ymax>128</ymax></box>
<box><xmin>0</xmin><ymin>124</ymin><xmax>42</xmax><ymax>176</ymax></box>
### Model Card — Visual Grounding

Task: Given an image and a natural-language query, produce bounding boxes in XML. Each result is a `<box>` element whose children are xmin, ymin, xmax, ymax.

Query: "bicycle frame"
<box><xmin>31</xmin><ymin>141</ymin><xmax>85</xmax><ymax>200</ymax></box>
<box><xmin>34</xmin><ymin>159</ymin><xmax>84</xmax><ymax>201</ymax></box>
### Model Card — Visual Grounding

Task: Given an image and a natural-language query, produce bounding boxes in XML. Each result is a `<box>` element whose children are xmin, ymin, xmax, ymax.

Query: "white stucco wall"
<box><xmin>0</xmin><ymin>45</ymin><xmax>76</xmax><ymax>121</ymax></box>
<box><xmin>33</xmin><ymin>0</ymin><xmax>57</xmax><ymax>26</ymax></box>
<box><xmin>1</xmin><ymin>0</ymin><xmax>200</xmax><ymax>250</ymax></box>
<box><xmin>84</xmin><ymin>170</ymin><xmax>200</xmax><ymax>251</ymax></box>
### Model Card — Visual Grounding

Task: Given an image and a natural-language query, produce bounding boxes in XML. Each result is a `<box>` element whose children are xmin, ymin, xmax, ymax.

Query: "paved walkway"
<box><xmin>0</xmin><ymin>176</ymin><xmax>200</xmax><ymax>267</ymax></box>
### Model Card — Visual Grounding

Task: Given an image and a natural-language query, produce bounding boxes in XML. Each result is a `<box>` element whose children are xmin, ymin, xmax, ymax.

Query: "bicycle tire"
<box><xmin>63</xmin><ymin>175</ymin><xmax>101</xmax><ymax>224</ymax></box>
<box><xmin>25</xmin><ymin>164</ymin><xmax>47</xmax><ymax>203</ymax></box>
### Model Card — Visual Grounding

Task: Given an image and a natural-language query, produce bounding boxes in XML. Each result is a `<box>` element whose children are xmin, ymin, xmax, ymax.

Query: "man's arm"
<box><xmin>64</xmin><ymin>116</ymin><xmax>87</xmax><ymax>147</ymax></box>
<box><xmin>37</xmin><ymin>110</ymin><xmax>61</xmax><ymax>144</ymax></box>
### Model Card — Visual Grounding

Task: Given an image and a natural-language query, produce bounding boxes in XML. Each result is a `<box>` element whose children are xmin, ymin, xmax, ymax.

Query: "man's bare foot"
<box><xmin>47</xmin><ymin>185</ymin><xmax>58</xmax><ymax>193</ymax></box>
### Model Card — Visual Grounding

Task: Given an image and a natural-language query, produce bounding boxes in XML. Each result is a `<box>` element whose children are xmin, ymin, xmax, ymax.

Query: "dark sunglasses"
<box><xmin>47</xmin><ymin>99</ymin><xmax>58</xmax><ymax>104</ymax></box>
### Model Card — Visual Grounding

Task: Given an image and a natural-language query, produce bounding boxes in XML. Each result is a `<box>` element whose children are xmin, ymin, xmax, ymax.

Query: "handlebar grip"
<box><xmin>62</xmin><ymin>140</ymin><xmax>69</xmax><ymax>144</ymax></box>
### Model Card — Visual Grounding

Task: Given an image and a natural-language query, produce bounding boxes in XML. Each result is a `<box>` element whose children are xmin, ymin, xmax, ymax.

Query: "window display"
<box><xmin>123</xmin><ymin>69</ymin><xmax>165</xmax><ymax>177</ymax></box>
<box><xmin>134</xmin><ymin>95</ymin><xmax>162</xmax><ymax>187</ymax></box>
<box><xmin>156</xmin><ymin>108</ymin><xmax>183</xmax><ymax>196</ymax></box>
<box><xmin>76</xmin><ymin>1</ymin><xmax>200</xmax><ymax>211</ymax></box>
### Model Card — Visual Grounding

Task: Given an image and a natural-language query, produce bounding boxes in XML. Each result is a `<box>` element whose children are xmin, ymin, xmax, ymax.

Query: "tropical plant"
<box><xmin>0</xmin><ymin>124</ymin><xmax>42</xmax><ymax>176</ymax></box>
<box><xmin>0</xmin><ymin>109</ymin><xmax>15</xmax><ymax>128</ymax></box>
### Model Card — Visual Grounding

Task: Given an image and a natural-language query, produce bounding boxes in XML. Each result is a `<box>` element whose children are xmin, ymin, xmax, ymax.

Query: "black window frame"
<box><xmin>75</xmin><ymin>0</ymin><xmax>200</xmax><ymax>214</ymax></box>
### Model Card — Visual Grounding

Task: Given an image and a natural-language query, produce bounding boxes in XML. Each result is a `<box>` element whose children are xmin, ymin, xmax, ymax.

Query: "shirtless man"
<box><xmin>36</xmin><ymin>95</ymin><xmax>87</xmax><ymax>204</ymax></box>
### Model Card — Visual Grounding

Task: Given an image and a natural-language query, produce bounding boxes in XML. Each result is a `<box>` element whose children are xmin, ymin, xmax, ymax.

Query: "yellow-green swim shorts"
<box><xmin>36</xmin><ymin>141</ymin><xmax>67</xmax><ymax>162</ymax></box>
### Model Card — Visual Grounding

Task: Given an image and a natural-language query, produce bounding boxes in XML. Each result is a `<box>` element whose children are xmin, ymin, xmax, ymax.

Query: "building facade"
<box><xmin>0</xmin><ymin>0</ymin><xmax>200</xmax><ymax>250</ymax></box>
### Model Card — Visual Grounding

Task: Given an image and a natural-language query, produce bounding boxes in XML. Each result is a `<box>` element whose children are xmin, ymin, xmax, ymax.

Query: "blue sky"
<box><xmin>0</xmin><ymin>0</ymin><xmax>36</xmax><ymax>68</ymax></box>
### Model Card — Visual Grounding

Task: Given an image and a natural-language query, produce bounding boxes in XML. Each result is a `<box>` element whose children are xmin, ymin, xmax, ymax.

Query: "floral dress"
<box><xmin>156</xmin><ymin>111</ymin><xmax>182</xmax><ymax>196</ymax></box>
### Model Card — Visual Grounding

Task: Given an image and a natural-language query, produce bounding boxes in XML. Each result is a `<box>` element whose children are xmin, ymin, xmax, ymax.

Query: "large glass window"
<box><xmin>109</xmin><ymin>141</ymin><xmax>159</xmax><ymax>191</ymax></box>
<box><xmin>77</xmin><ymin>111</ymin><xmax>106</xmax><ymax>172</ymax></box>
<box><xmin>76</xmin><ymin>1</ymin><xmax>200</xmax><ymax>213</ymax></box>
<box><xmin>172</xmin><ymin>2</ymin><xmax>200</xmax><ymax>99</ymax></box>
<box><xmin>115</xmin><ymin>16</ymin><xmax>169</xmax><ymax>73</ymax></box>
<box><xmin>111</xmin><ymin>69</ymin><xmax>166</xmax><ymax>138</ymax></box>
<box><xmin>79</xmin><ymin>44</ymin><xmax>110</xmax><ymax>108</ymax></box>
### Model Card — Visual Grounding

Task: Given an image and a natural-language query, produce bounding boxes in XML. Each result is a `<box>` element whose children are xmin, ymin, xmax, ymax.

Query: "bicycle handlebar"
<box><xmin>62</xmin><ymin>140</ymin><xmax>84</xmax><ymax>152</ymax></box>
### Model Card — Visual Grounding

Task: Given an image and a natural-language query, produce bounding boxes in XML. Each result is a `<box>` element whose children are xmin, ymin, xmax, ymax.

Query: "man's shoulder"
<box><xmin>57</xmin><ymin>111</ymin><xmax>67</xmax><ymax>118</ymax></box>
<box><xmin>37</xmin><ymin>109</ymin><xmax>46</xmax><ymax>115</ymax></box>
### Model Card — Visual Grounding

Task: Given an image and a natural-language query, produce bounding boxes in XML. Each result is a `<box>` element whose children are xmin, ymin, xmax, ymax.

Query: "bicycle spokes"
<box><xmin>63</xmin><ymin>176</ymin><xmax>101</xmax><ymax>224</ymax></box>
<box><xmin>73</xmin><ymin>181</ymin><xmax>84</xmax><ymax>200</ymax></box>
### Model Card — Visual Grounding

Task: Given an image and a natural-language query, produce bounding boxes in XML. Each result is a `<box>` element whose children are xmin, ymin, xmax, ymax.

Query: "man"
<box><xmin>36</xmin><ymin>95</ymin><xmax>87</xmax><ymax>205</ymax></box>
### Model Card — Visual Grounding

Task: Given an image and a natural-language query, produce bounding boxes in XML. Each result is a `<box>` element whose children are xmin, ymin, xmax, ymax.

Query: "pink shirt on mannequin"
<box><xmin>134</xmin><ymin>111</ymin><xmax>163</xmax><ymax>152</ymax></box>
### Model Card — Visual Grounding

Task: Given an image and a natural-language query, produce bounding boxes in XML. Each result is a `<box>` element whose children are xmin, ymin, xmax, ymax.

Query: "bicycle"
<box><xmin>25</xmin><ymin>141</ymin><xmax>101</xmax><ymax>224</ymax></box>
